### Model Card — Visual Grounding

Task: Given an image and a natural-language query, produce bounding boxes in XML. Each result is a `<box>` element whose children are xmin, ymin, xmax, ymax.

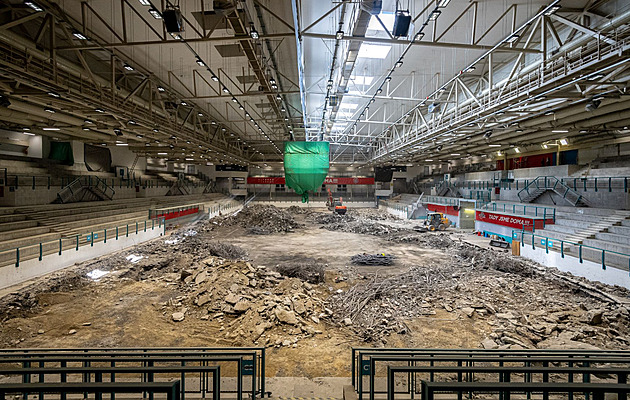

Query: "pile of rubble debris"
<box><xmin>322</xmin><ymin>220</ymin><xmax>404</xmax><ymax>236</ymax></box>
<box><xmin>327</xmin><ymin>237</ymin><xmax>630</xmax><ymax>349</ymax></box>
<box><xmin>221</xmin><ymin>204</ymin><xmax>302</xmax><ymax>234</ymax></box>
<box><xmin>286</xmin><ymin>205</ymin><xmax>311</xmax><ymax>215</ymax></box>
<box><xmin>162</xmin><ymin>257</ymin><xmax>329</xmax><ymax>346</ymax></box>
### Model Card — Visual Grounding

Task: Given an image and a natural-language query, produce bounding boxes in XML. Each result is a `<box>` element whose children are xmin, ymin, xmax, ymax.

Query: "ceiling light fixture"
<box><xmin>42</xmin><ymin>127</ymin><xmax>60</xmax><ymax>131</ymax></box>
<box><xmin>222</xmin><ymin>87</ymin><xmax>229</xmax><ymax>93</ymax></box>
<box><xmin>336</xmin><ymin>30</ymin><xmax>344</xmax><ymax>40</ymax></box>
<box><xmin>47</xmin><ymin>91</ymin><xmax>60</xmax><ymax>98</ymax></box>
<box><xmin>44</xmin><ymin>107</ymin><xmax>55</xmax><ymax>113</ymax></box>
<box><xmin>250</xmin><ymin>24</ymin><xmax>259</xmax><ymax>39</ymax></box>
<box><xmin>552</xmin><ymin>129</ymin><xmax>568</xmax><ymax>133</ymax></box>
<box><xmin>72</xmin><ymin>31</ymin><xmax>88</xmax><ymax>40</ymax></box>
<box><xmin>559</xmin><ymin>138</ymin><xmax>569</xmax><ymax>146</ymax></box>
<box><xmin>157</xmin><ymin>86</ymin><xmax>165</xmax><ymax>92</ymax></box>
<box><xmin>123</xmin><ymin>63</ymin><xmax>134</xmax><ymax>71</ymax></box>
<box><xmin>148</xmin><ymin>8</ymin><xmax>162</xmax><ymax>18</ymax></box>
<box><xmin>429</xmin><ymin>10</ymin><xmax>441</xmax><ymax>21</ymax></box>
<box><xmin>139</xmin><ymin>0</ymin><xmax>151</xmax><ymax>5</ymax></box>
<box><xmin>195</xmin><ymin>57</ymin><xmax>205</xmax><ymax>67</ymax></box>
<box><xmin>25</xmin><ymin>1</ymin><xmax>43</xmax><ymax>12</ymax></box>
<box><xmin>95</xmin><ymin>108</ymin><xmax>105</xmax><ymax>113</ymax></box>
<box><xmin>507</xmin><ymin>34</ymin><xmax>520</xmax><ymax>44</ymax></box>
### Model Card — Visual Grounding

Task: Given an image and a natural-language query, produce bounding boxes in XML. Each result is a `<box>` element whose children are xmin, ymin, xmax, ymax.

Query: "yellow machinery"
<box><xmin>424</xmin><ymin>212</ymin><xmax>450</xmax><ymax>231</ymax></box>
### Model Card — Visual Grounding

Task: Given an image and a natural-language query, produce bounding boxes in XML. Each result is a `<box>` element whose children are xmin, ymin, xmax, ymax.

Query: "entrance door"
<box><xmin>459</xmin><ymin>201</ymin><xmax>476</xmax><ymax>229</ymax></box>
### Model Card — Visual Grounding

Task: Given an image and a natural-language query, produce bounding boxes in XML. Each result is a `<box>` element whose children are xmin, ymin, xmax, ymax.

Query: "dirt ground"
<box><xmin>0</xmin><ymin>206</ymin><xmax>628</xmax><ymax>378</ymax></box>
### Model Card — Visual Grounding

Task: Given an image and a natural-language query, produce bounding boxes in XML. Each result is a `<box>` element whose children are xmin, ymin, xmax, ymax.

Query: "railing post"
<box><xmin>595</xmin><ymin>177</ymin><xmax>598</xmax><ymax>192</ymax></box>
<box><xmin>76</xmin><ymin>235</ymin><xmax>79</xmax><ymax>250</ymax></box>
<box><xmin>116</xmin><ymin>227</ymin><xmax>119</xmax><ymax>240</ymax></box>
<box><xmin>579</xmin><ymin>245</ymin><xmax>583</xmax><ymax>263</ymax></box>
<box><xmin>15</xmin><ymin>248</ymin><xmax>19</xmax><ymax>267</ymax></box>
<box><xmin>561</xmin><ymin>241</ymin><xmax>564</xmax><ymax>258</ymax></box>
<box><xmin>608</xmin><ymin>177</ymin><xmax>612</xmax><ymax>192</ymax></box>
<box><xmin>32</xmin><ymin>175</ymin><xmax>35</xmax><ymax>190</ymax></box>
<box><xmin>91</xmin><ymin>232</ymin><xmax>94</xmax><ymax>247</ymax></box>
<box><xmin>39</xmin><ymin>243</ymin><xmax>42</xmax><ymax>261</ymax></box>
<box><xmin>104</xmin><ymin>229</ymin><xmax>107</xmax><ymax>243</ymax></box>
<box><xmin>59</xmin><ymin>238</ymin><xmax>62</xmax><ymax>255</ymax></box>
<box><xmin>602</xmin><ymin>251</ymin><xmax>606</xmax><ymax>270</ymax></box>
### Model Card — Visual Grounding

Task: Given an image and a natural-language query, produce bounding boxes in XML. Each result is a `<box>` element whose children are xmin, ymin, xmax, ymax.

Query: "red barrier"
<box><xmin>155</xmin><ymin>207</ymin><xmax>199</xmax><ymax>221</ymax></box>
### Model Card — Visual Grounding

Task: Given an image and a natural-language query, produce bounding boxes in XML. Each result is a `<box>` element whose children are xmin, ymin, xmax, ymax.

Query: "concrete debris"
<box><xmin>351</xmin><ymin>253</ymin><xmax>395</xmax><ymax>266</ymax></box>
<box><xmin>222</xmin><ymin>205</ymin><xmax>302</xmax><ymax>233</ymax></box>
<box><xmin>164</xmin><ymin>256</ymin><xmax>326</xmax><ymax>346</ymax></box>
<box><xmin>286</xmin><ymin>205</ymin><xmax>311</xmax><ymax>214</ymax></box>
<box><xmin>171</xmin><ymin>312</ymin><xmax>185</xmax><ymax>322</ymax></box>
<box><xmin>275</xmin><ymin>262</ymin><xmax>325</xmax><ymax>284</ymax></box>
<box><xmin>327</xmin><ymin>235</ymin><xmax>630</xmax><ymax>347</ymax></box>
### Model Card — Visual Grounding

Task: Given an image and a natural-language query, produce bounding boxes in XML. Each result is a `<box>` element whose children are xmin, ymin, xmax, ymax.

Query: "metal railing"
<box><xmin>351</xmin><ymin>347</ymin><xmax>630</xmax><ymax>400</ymax></box>
<box><xmin>513</xmin><ymin>230</ymin><xmax>630</xmax><ymax>272</ymax></box>
<box><xmin>0</xmin><ymin>217</ymin><xmax>165</xmax><ymax>268</ymax></box>
<box><xmin>481</xmin><ymin>202</ymin><xmax>556</xmax><ymax>222</ymax></box>
<box><xmin>518</xmin><ymin>176</ymin><xmax>588</xmax><ymax>206</ymax></box>
<box><xmin>0</xmin><ymin>347</ymin><xmax>268</xmax><ymax>400</ymax></box>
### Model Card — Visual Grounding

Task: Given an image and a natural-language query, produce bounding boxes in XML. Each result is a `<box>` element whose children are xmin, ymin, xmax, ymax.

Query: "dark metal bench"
<box><xmin>0</xmin><ymin>381</ymin><xmax>181</xmax><ymax>400</ymax></box>
<box><xmin>0</xmin><ymin>350</ymin><xmax>260</xmax><ymax>399</ymax></box>
<box><xmin>387</xmin><ymin>365</ymin><xmax>630</xmax><ymax>400</ymax></box>
<box><xmin>0</xmin><ymin>366</ymin><xmax>220</xmax><ymax>400</ymax></box>
<box><xmin>419</xmin><ymin>381</ymin><xmax>630</xmax><ymax>400</ymax></box>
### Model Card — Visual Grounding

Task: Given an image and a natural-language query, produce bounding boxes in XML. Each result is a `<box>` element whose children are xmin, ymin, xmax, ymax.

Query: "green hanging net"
<box><xmin>284</xmin><ymin>141</ymin><xmax>330</xmax><ymax>203</ymax></box>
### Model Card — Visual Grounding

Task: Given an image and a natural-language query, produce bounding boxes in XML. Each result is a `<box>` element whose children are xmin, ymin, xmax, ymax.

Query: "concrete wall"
<box><xmin>0</xmin><ymin>225</ymin><xmax>163</xmax><ymax>290</ymax></box>
<box><xmin>0</xmin><ymin>129</ymin><xmax>43</xmax><ymax>158</ymax></box>
<box><xmin>519</xmin><ymin>244</ymin><xmax>630</xmax><ymax>289</ymax></box>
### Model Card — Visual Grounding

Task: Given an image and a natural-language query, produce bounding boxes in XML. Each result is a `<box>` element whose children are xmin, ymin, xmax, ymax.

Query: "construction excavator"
<box><xmin>326</xmin><ymin>188</ymin><xmax>347</xmax><ymax>215</ymax></box>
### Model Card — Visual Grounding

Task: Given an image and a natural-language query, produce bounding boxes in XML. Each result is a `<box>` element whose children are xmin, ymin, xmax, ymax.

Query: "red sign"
<box><xmin>155</xmin><ymin>207</ymin><xmax>199</xmax><ymax>221</ymax></box>
<box><xmin>475</xmin><ymin>210</ymin><xmax>554</xmax><ymax>231</ymax></box>
<box><xmin>247</xmin><ymin>177</ymin><xmax>285</xmax><ymax>185</ymax></box>
<box><xmin>247</xmin><ymin>177</ymin><xmax>375</xmax><ymax>185</ymax></box>
<box><xmin>427</xmin><ymin>203</ymin><xmax>459</xmax><ymax>217</ymax></box>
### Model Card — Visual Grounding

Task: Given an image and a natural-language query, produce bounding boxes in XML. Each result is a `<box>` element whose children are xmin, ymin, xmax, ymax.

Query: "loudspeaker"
<box><xmin>163</xmin><ymin>8</ymin><xmax>183</xmax><ymax>33</ymax></box>
<box><xmin>392</xmin><ymin>11</ymin><xmax>411</xmax><ymax>37</ymax></box>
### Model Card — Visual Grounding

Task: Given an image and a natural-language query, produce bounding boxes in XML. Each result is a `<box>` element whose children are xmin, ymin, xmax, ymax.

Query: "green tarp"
<box><xmin>284</xmin><ymin>141</ymin><xmax>329</xmax><ymax>203</ymax></box>
<box><xmin>48</xmin><ymin>142</ymin><xmax>74</xmax><ymax>165</ymax></box>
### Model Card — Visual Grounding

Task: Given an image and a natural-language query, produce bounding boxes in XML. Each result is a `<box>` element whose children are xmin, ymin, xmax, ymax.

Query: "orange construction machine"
<box><xmin>326</xmin><ymin>188</ymin><xmax>347</xmax><ymax>215</ymax></box>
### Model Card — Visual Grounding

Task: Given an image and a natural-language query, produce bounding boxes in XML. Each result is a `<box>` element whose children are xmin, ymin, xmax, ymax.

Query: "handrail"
<box><xmin>512</xmin><ymin>230</ymin><xmax>630</xmax><ymax>272</ymax></box>
<box><xmin>481</xmin><ymin>202</ymin><xmax>556</xmax><ymax>221</ymax></box>
<box><xmin>0</xmin><ymin>217</ymin><xmax>166</xmax><ymax>268</ymax></box>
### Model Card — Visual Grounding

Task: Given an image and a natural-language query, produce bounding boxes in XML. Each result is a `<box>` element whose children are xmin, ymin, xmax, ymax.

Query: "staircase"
<box><xmin>518</xmin><ymin>176</ymin><xmax>590</xmax><ymax>206</ymax></box>
<box><xmin>166</xmin><ymin>178</ymin><xmax>192</xmax><ymax>196</ymax></box>
<box><xmin>56</xmin><ymin>177</ymin><xmax>115</xmax><ymax>204</ymax></box>
<box><xmin>435</xmin><ymin>181</ymin><xmax>462</xmax><ymax>197</ymax></box>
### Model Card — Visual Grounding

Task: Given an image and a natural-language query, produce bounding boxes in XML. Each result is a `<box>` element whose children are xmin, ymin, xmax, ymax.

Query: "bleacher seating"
<box><xmin>0</xmin><ymin>193</ymin><xmax>234</xmax><ymax>267</ymax></box>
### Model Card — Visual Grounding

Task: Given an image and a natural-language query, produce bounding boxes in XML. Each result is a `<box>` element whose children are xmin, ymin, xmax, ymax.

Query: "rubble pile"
<box><xmin>311</xmin><ymin>213</ymin><xmax>357</xmax><ymax>224</ymax></box>
<box><xmin>164</xmin><ymin>257</ymin><xmax>328</xmax><ymax>346</ymax></box>
<box><xmin>351</xmin><ymin>253</ymin><xmax>396</xmax><ymax>266</ymax></box>
<box><xmin>322</xmin><ymin>220</ymin><xmax>403</xmax><ymax>236</ymax></box>
<box><xmin>222</xmin><ymin>205</ymin><xmax>302</xmax><ymax>234</ymax></box>
<box><xmin>275</xmin><ymin>262</ymin><xmax>326</xmax><ymax>283</ymax></box>
<box><xmin>328</xmin><ymin>239</ymin><xmax>630</xmax><ymax>348</ymax></box>
<box><xmin>352</xmin><ymin>208</ymin><xmax>400</xmax><ymax>221</ymax></box>
<box><xmin>286</xmin><ymin>205</ymin><xmax>311</xmax><ymax>215</ymax></box>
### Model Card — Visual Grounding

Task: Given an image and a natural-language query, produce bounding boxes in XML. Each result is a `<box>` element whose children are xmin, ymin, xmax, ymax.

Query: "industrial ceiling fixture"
<box><xmin>336</xmin><ymin>30</ymin><xmax>344</xmax><ymax>40</ymax></box>
<box><xmin>162</xmin><ymin>6</ymin><xmax>183</xmax><ymax>33</ymax></box>
<box><xmin>249</xmin><ymin>23</ymin><xmax>259</xmax><ymax>40</ymax></box>
<box><xmin>585</xmin><ymin>98</ymin><xmax>601</xmax><ymax>111</ymax></box>
<box><xmin>24</xmin><ymin>1</ymin><xmax>43</xmax><ymax>12</ymax></box>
